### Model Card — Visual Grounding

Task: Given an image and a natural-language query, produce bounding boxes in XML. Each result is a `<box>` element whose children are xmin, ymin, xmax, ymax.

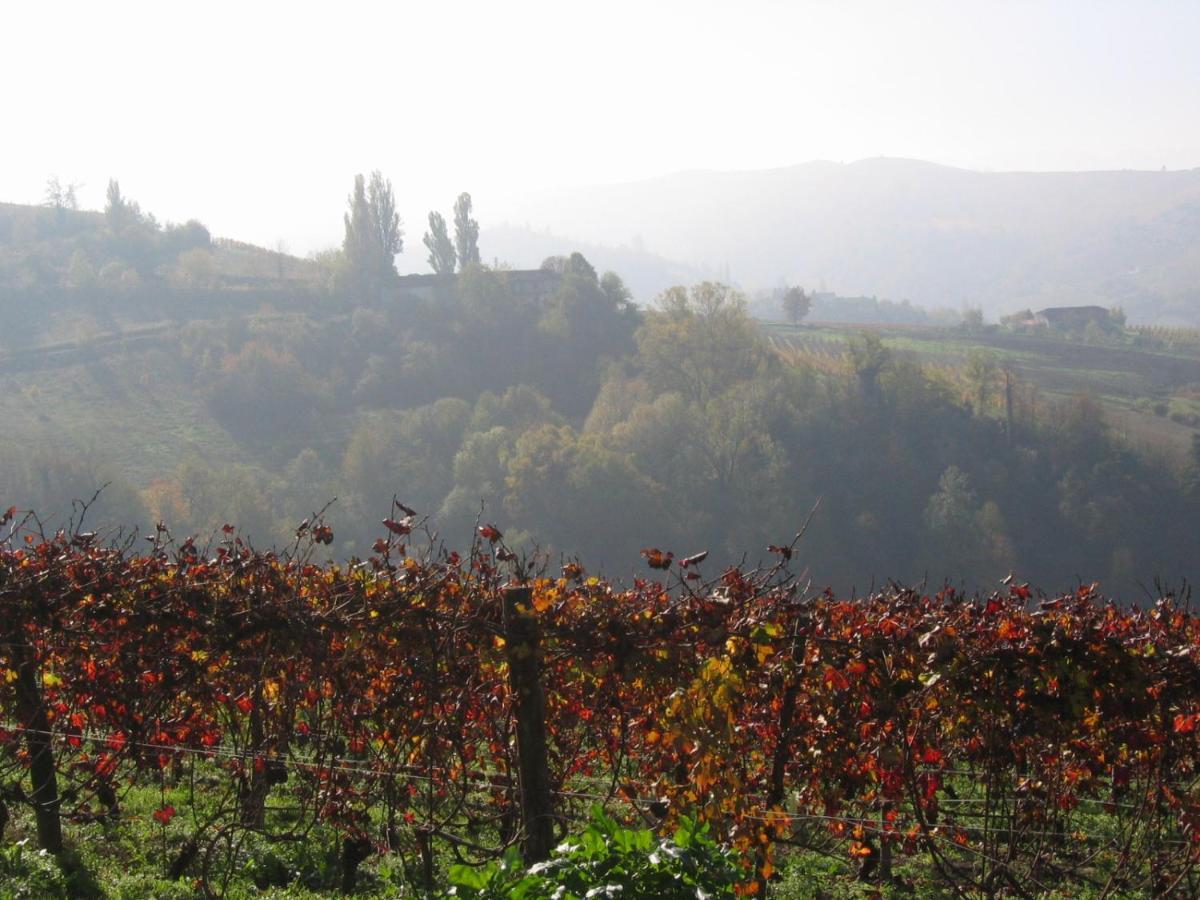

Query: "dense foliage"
<box><xmin>4</xmin><ymin>512</ymin><xmax>1200</xmax><ymax>894</ymax></box>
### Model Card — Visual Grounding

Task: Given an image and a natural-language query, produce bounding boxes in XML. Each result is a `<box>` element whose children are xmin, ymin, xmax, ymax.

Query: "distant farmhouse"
<box><xmin>1005</xmin><ymin>305</ymin><xmax>1120</xmax><ymax>333</ymax></box>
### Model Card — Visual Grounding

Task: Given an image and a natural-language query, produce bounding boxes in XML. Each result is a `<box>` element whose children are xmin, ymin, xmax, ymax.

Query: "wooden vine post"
<box><xmin>14</xmin><ymin>640</ymin><xmax>63</xmax><ymax>853</ymax></box>
<box><xmin>502</xmin><ymin>585</ymin><xmax>555</xmax><ymax>863</ymax></box>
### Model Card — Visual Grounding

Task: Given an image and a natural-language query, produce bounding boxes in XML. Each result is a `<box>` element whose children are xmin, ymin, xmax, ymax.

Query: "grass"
<box><xmin>0</xmin><ymin>760</ymin><xmax>1172</xmax><ymax>898</ymax></box>
<box><xmin>0</xmin><ymin>774</ymin><xmax>414</xmax><ymax>898</ymax></box>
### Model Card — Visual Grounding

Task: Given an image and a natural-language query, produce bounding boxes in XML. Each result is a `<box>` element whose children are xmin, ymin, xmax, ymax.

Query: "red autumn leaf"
<box><xmin>823</xmin><ymin>667</ymin><xmax>850</xmax><ymax>691</ymax></box>
<box><xmin>1175</xmin><ymin>714</ymin><xmax>1197</xmax><ymax>734</ymax></box>
<box><xmin>922</xmin><ymin>747</ymin><xmax>943</xmax><ymax>765</ymax></box>
<box><xmin>641</xmin><ymin>548</ymin><xmax>673</xmax><ymax>570</ymax></box>
<box><xmin>382</xmin><ymin>517</ymin><xmax>411</xmax><ymax>536</ymax></box>
<box><xmin>153</xmin><ymin>805</ymin><xmax>177</xmax><ymax>825</ymax></box>
<box><xmin>235</xmin><ymin>696</ymin><xmax>254</xmax><ymax>714</ymax></box>
<box><xmin>767</xmin><ymin>544</ymin><xmax>793</xmax><ymax>560</ymax></box>
<box><xmin>478</xmin><ymin>524</ymin><xmax>503</xmax><ymax>543</ymax></box>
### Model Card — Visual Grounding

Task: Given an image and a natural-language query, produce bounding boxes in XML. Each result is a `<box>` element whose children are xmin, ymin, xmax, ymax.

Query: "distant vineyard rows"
<box><xmin>1130</xmin><ymin>325</ymin><xmax>1200</xmax><ymax>353</ymax></box>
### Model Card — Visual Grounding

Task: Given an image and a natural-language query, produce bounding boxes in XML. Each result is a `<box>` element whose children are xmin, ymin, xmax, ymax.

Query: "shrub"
<box><xmin>448</xmin><ymin>807</ymin><xmax>741</xmax><ymax>898</ymax></box>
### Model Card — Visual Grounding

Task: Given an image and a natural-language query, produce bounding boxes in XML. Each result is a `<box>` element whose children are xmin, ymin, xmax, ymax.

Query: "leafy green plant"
<box><xmin>448</xmin><ymin>806</ymin><xmax>741</xmax><ymax>898</ymax></box>
<box><xmin>0</xmin><ymin>838</ymin><xmax>73</xmax><ymax>899</ymax></box>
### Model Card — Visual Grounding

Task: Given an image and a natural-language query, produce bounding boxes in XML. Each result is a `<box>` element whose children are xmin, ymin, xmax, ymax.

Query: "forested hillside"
<box><xmin>2</xmin><ymin>187</ymin><xmax>1199</xmax><ymax>601</ymax></box>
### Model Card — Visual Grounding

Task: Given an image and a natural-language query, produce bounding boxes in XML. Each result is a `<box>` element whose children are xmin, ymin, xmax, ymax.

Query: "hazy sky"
<box><xmin>5</xmin><ymin>0</ymin><xmax>1199</xmax><ymax>260</ymax></box>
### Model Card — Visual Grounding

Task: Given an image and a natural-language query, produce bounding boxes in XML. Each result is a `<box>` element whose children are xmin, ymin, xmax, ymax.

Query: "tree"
<box><xmin>103</xmin><ymin>178</ymin><xmax>147</xmax><ymax>236</ymax></box>
<box><xmin>423</xmin><ymin>211</ymin><xmax>457</xmax><ymax>275</ymax></box>
<box><xmin>43</xmin><ymin>176</ymin><xmax>79</xmax><ymax>228</ymax></box>
<box><xmin>600</xmin><ymin>271</ymin><xmax>634</xmax><ymax>313</ymax></box>
<box><xmin>367</xmin><ymin>170</ymin><xmax>402</xmax><ymax>270</ymax></box>
<box><xmin>845</xmin><ymin>331</ymin><xmax>891</xmax><ymax>401</ymax></box>
<box><xmin>343</xmin><ymin>171</ymin><xmax>402</xmax><ymax>288</ymax></box>
<box><xmin>963</xmin><ymin>349</ymin><xmax>998</xmax><ymax>414</ymax></box>
<box><xmin>635</xmin><ymin>282</ymin><xmax>770</xmax><ymax>405</ymax></box>
<box><xmin>780</xmin><ymin>286</ymin><xmax>811</xmax><ymax>325</ymax></box>
<box><xmin>454</xmin><ymin>192</ymin><xmax>480</xmax><ymax>270</ymax></box>
<box><xmin>343</xmin><ymin>174</ymin><xmax>373</xmax><ymax>274</ymax></box>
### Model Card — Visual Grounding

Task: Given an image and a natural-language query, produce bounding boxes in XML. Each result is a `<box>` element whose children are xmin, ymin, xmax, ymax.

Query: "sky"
<box><xmin>4</xmin><ymin>0</ymin><xmax>1199</xmax><ymax>260</ymax></box>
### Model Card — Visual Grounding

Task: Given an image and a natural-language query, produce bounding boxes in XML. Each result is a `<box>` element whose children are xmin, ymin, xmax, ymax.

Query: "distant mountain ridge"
<box><xmin>494</xmin><ymin>158</ymin><xmax>1200</xmax><ymax>324</ymax></box>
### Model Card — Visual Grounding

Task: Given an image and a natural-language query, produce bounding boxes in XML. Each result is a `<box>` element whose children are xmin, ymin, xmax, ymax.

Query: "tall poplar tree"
<box><xmin>368</xmin><ymin>170</ymin><xmax>402</xmax><ymax>275</ymax></box>
<box><xmin>454</xmin><ymin>192</ymin><xmax>480</xmax><ymax>270</ymax></box>
<box><xmin>343</xmin><ymin>170</ymin><xmax>402</xmax><ymax>286</ymax></box>
<box><xmin>423</xmin><ymin>211</ymin><xmax>457</xmax><ymax>275</ymax></box>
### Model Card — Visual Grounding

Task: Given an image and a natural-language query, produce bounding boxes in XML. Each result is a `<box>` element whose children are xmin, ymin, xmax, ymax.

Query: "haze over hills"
<box><xmin>494</xmin><ymin>158</ymin><xmax>1200</xmax><ymax>324</ymax></box>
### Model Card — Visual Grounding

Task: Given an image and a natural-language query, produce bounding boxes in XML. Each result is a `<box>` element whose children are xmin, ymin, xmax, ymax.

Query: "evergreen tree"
<box><xmin>423</xmin><ymin>211</ymin><xmax>457</xmax><ymax>275</ymax></box>
<box><xmin>454</xmin><ymin>192</ymin><xmax>480</xmax><ymax>270</ymax></box>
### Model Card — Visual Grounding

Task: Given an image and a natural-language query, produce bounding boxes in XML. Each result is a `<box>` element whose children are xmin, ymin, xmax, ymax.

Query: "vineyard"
<box><xmin>4</xmin><ymin>507</ymin><xmax>1200</xmax><ymax>897</ymax></box>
